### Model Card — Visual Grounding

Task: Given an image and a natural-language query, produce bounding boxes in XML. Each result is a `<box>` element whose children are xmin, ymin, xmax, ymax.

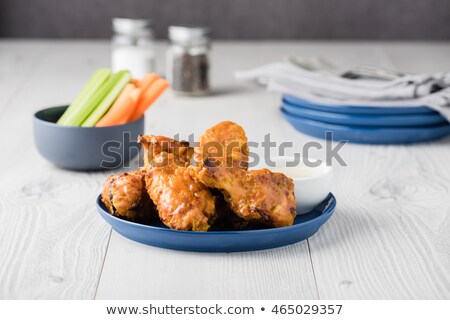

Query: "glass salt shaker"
<box><xmin>167</xmin><ymin>26</ymin><xmax>211</xmax><ymax>96</ymax></box>
<box><xmin>111</xmin><ymin>18</ymin><xmax>155</xmax><ymax>78</ymax></box>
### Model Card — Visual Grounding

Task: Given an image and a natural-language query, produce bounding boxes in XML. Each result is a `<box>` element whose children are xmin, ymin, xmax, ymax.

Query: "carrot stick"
<box><xmin>138</xmin><ymin>73</ymin><xmax>158</xmax><ymax>92</ymax></box>
<box><xmin>130</xmin><ymin>78</ymin><xmax>169</xmax><ymax>121</ymax></box>
<box><xmin>95</xmin><ymin>84</ymin><xmax>140</xmax><ymax>127</ymax></box>
<box><xmin>126</xmin><ymin>88</ymin><xmax>141</xmax><ymax>122</ymax></box>
<box><xmin>131</xmin><ymin>73</ymin><xmax>159</xmax><ymax>117</ymax></box>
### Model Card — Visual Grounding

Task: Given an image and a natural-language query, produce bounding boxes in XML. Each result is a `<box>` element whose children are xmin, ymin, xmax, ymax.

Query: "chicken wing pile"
<box><xmin>101</xmin><ymin>121</ymin><xmax>296</xmax><ymax>231</ymax></box>
<box><xmin>101</xmin><ymin>170</ymin><xmax>156</xmax><ymax>224</ymax></box>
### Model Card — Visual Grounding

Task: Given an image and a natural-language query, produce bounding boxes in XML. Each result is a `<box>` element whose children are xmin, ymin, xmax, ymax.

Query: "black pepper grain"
<box><xmin>172</xmin><ymin>52</ymin><xmax>209</xmax><ymax>94</ymax></box>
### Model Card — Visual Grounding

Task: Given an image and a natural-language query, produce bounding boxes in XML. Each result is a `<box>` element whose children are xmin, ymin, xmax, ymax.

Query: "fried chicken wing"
<box><xmin>192</xmin><ymin>121</ymin><xmax>296</xmax><ymax>228</ymax></box>
<box><xmin>193</xmin><ymin>121</ymin><xmax>249</xmax><ymax>170</ymax></box>
<box><xmin>139</xmin><ymin>136</ymin><xmax>216</xmax><ymax>231</ymax></box>
<box><xmin>138</xmin><ymin>135</ymin><xmax>193</xmax><ymax>167</ymax></box>
<box><xmin>101</xmin><ymin>170</ymin><xmax>156</xmax><ymax>223</ymax></box>
<box><xmin>102</xmin><ymin>120</ymin><xmax>296</xmax><ymax>231</ymax></box>
<box><xmin>145</xmin><ymin>153</ymin><xmax>216</xmax><ymax>231</ymax></box>
<box><xmin>210</xmin><ymin>189</ymin><xmax>251</xmax><ymax>230</ymax></box>
<box><xmin>197</xmin><ymin>166</ymin><xmax>296</xmax><ymax>227</ymax></box>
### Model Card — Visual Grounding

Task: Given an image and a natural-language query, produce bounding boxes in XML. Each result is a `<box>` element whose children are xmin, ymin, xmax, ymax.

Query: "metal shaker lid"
<box><xmin>113</xmin><ymin>18</ymin><xmax>154</xmax><ymax>36</ymax></box>
<box><xmin>168</xmin><ymin>26</ymin><xmax>210</xmax><ymax>45</ymax></box>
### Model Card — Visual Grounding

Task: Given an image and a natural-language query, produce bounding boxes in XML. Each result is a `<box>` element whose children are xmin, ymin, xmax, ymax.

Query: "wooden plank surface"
<box><xmin>0</xmin><ymin>40</ymin><xmax>449</xmax><ymax>299</ymax></box>
<box><xmin>0</xmin><ymin>41</ymin><xmax>113</xmax><ymax>299</ymax></box>
<box><xmin>306</xmin><ymin>44</ymin><xmax>450</xmax><ymax>299</ymax></box>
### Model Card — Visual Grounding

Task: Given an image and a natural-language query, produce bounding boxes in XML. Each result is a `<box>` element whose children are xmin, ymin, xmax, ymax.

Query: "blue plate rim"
<box><xmin>281</xmin><ymin>107</ymin><xmax>450</xmax><ymax>131</ymax></box>
<box><xmin>281</xmin><ymin>103</ymin><xmax>449</xmax><ymax>128</ymax></box>
<box><xmin>282</xmin><ymin>102</ymin><xmax>446</xmax><ymax>122</ymax></box>
<box><xmin>282</xmin><ymin>94</ymin><xmax>435</xmax><ymax>114</ymax></box>
<box><xmin>96</xmin><ymin>193</ymin><xmax>336</xmax><ymax>235</ymax></box>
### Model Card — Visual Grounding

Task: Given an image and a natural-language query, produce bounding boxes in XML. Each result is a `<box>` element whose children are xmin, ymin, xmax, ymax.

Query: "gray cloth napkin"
<box><xmin>235</xmin><ymin>62</ymin><xmax>450</xmax><ymax>122</ymax></box>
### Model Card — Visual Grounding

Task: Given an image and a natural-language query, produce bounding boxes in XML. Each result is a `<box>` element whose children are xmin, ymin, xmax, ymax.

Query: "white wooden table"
<box><xmin>1</xmin><ymin>40</ymin><xmax>449</xmax><ymax>300</ymax></box>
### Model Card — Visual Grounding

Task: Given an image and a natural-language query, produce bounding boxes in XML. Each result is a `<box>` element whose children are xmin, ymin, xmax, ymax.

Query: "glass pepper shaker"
<box><xmin>111</xmin><ymin>18</ymin><xmax>156</xmax><ymax>79</ymax></box>
<box><xmin>166</xmin><ymin>26</ymin><xmax>211</xmax><ymax>96</ymax></box>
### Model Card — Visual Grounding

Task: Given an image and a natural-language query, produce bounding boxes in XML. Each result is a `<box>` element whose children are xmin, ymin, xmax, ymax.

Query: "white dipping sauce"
<box><xmin>264</xmin><ymin>156</ymin><xmax>333</xmax><ymax>214</ymax></box>
<box><xmin>270</xmin><ymin>166</ymin><xmax>325</xmax><ymax>179</ymax></box>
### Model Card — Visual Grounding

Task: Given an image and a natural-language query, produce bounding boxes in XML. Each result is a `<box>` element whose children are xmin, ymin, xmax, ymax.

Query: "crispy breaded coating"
<box><xmin>145</xmin><ymin>153</ymin><xmax>216</xmax><ymax>231</ymax></box>
<box><xmin>191</xmin><ymin>121</ymin><xmax>296</xmax><ymax>228</ymax></box>
<box><xmin>101</xmin><ymin>170</ymin><xmax>156</xmax><ymax>223</ymax></box>
<box><xmin>138</xmin><ymin>135</ymin><xmax>193</xmax><ymax>167</ymax></box>
<box><xmin>193</xmin><ymin>121</ymin><xmax>249</xmax><ymax>170</ymax></box>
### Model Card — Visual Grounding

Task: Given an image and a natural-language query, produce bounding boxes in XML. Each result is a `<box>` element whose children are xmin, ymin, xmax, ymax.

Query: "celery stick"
<box><xmin>61</xmin><ymin>71</ymin><xmax>127</xmax><ymax>127</ymax></box>
<box><xmin>57</xmin><ymin>69</ymin><xmax>111</xmax><ymax>126</ymax></box>
<box><xmin>67</xmin><ymin>73</ymin><xmax>122</xmax><ymax>126</ymax></box>
<box><xmin>81</xmin><ymin>71</ymin><xmax>131</xmax><ymax>127</ymax></box>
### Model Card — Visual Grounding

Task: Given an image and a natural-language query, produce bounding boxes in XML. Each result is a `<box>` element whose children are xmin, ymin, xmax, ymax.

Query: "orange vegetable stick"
<box><xmin>95</xmin><ymin>84</ymin><xmax>140</xmax><ymax>127</ymax></box>
<box><xmin>130</xmin><ymin>78</ymin><xmax>169</xmax><ymax>121</ymax></box>
<box><xmin>138</xmin><ymin>73</ymin><xmax>158</xmax><ymax>92</ymax></box>
<box><xmin>126</xmin><ymin>88</ymin><xmax>141</xmax><ymax>122</ymax></box>
<box><xmin>134</xmin><ymin>73</ymin><xmax>159</xmax><ymax>114</ymax></box>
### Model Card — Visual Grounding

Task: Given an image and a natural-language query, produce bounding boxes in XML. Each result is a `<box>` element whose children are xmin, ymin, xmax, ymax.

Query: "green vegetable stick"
<box><xmin>57</xmin><ymin>68</ymin><xmax>111</xmax><ymax>126</ymax></box>
<box><xmin>58</xmin><ymin>68</ymin><xmax>111</xmax><ymax>126</ymax></box>
<box><xmin>57</xmin><ymin>69</ymin><xmax>105</xmax><ymax>124</ymax></box>
<box><xmin>62</xmin><ymin>71</ymin><xmax>127</xmax><ymax>127</ymax></box>
<box><xmin>81</xmin><ymin>71</ymin><xmax>131</xmax><ymax>127</ymax></box>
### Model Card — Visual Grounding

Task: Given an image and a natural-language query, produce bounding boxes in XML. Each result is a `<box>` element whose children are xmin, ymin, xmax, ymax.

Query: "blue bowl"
<box><xmin>283</xmin><ymin>95</ymin><xmax>435</xmax><ymax>115</ymax></box>
<box><xmin>96</xmin><ymin>193</ymin><xmax>337</xmax><ymax>252</ymax></box>
<box><xmin>33</xmin><ymin>106</ymin><xmax>145</xmax><ymax>171</ymax></box>
<box><xmin>282</xmin><ymin>101</ymin><xmax>447</xmax><ymax>127</ymax></box>
<box><xmin>281</xmin><ymin>108</ymin><xmax>450</xmax><ymax>144</ymax></box>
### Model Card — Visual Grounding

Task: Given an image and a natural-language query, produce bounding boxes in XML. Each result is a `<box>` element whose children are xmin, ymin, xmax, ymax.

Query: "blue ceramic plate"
<box><xmin>282</xmin><ymin>101</ymin><xmax>447</xmax><ymax>127</ymax></box>
<box><xmin>97</xmin><ymin>193</ymin><xmax>336</xmax><ymax>252</ymax></box>
<box><xmin>282</xmin><ymin>108</ymin><xmax>450</xmax><ymax>144</ymax></box>
<box><xmin>283</xmin><ymin>95</ymin><xmax>435</xmax><ymax>115</ymax></box>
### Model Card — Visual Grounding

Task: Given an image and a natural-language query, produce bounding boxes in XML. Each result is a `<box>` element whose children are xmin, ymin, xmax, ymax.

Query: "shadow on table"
<box><xmin>208</xmin><ymin>85</ymin><xmax>252</xmax><ymax>97</ymax></box>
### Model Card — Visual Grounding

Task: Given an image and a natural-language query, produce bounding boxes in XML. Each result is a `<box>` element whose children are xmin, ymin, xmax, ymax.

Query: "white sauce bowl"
<box><xmin>261</xmin><ymin>156</ymin><xmax>333</xmax><ymax>214</ymax></box>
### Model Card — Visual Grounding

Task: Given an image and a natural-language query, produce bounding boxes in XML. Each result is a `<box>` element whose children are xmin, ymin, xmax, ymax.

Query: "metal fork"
<box><xmin>288</xmin><ymin>56</ymin><xmax>408</xmax><ymax>80</ymax></box>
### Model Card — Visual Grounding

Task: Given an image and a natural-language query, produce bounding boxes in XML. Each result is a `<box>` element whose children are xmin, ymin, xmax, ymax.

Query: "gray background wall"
<box><xmin>1</xmin><ymin>0</ymin><xmax>449</xmax><ymax>40</ymax></box>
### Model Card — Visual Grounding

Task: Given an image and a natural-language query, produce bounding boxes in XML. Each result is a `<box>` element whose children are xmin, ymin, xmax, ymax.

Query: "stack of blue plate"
<box><xmin>281</xmin><ymin>95</ymin><xmax>450</xmax><ymax>144</ymax></box>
